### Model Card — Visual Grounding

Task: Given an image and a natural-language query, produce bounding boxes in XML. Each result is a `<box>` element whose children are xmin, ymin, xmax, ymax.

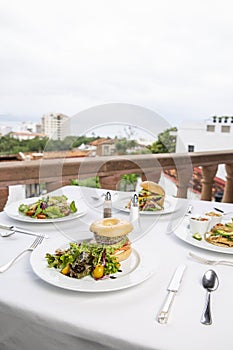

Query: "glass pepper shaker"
<box><xmin>103</xmin><ymin>191</ymin><xmax>112</xmax><ymax>218</ymax></box>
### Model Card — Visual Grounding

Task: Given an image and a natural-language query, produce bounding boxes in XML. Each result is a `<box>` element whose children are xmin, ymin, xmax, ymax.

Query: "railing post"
<box><xmin>176</xmin><ymin>167</ymin><xmax>193</xmax><ymax>198</ymax></box>
<box><xmin>222</xmin><ymin>163</ymin><xmax>233</xmax><ymax>203</ymax></box>
<box><xmin>141</xmin><ymin>170</ymin><xmax>162</xmax><ymax>183</ymax></box>
<box><xmin>0</xmin><ymin>187</ymin><xmax>9</xmax><ymax>211</ymax></box>
<box><xmin>201</xmin><ymin>165</ymin><xmax>218</xmax><ymax>201</ymax></box>
<box><xmin>99</xmin><ymin>174</ymin><xmax>122</xmax><ymax>190</ymax></box>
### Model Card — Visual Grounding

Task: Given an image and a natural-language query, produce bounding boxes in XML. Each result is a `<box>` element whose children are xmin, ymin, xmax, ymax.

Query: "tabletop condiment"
<box><xmin>103</xmin><ymin>191</ymin><xmax>112</xmax><ymax>218</ymax></box>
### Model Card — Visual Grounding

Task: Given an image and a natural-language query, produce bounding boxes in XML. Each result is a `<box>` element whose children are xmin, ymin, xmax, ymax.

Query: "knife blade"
<box><xmin>0</xmin><ymin>223</ymin><xmax>49</xmax><ymax>239</ymax></box>
<box><xmin>157</xmin><ymin>264</ymin><xmax>186</xmax><ymax>324</ymax></box>
<box><xmin>213</xmin><ymin>207</ymin><xmax>233</xmax><ymax>216</ymax></box>
<box><xmin>186</xmin><ymin>205</ymin><xmax>193</xmax><ymax>215</ymax></box>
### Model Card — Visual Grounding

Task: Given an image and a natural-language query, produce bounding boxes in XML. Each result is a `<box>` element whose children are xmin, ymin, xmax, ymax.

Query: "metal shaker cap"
<box><xmin>131</xmin><ymin>193</ymin><xmax>138</xmax><ymax>207</ymax></box>
<box><xmin>105</xmin><ymin>191</ymin><xmax>111</xmax><ymax>201</ymax></box>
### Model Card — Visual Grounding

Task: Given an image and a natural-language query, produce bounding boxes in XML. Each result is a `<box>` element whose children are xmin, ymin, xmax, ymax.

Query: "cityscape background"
<box><xmin>1</xmin><ymin>0</ymin><xmax>233</xmax><ymax>204</ymax></box>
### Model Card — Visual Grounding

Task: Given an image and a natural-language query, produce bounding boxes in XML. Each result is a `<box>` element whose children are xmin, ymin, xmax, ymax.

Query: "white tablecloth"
<box><xmin>1</xmin><ymin>186</ymin><xmax>233</xmax><ymax>350</ymax></box>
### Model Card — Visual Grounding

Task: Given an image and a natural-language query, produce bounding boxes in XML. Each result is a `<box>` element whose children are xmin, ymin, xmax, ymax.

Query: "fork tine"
<box><xmin>189</xmin><ymin>252</ymin><xmax>216</xmax><ymax>265</ymax></box>
<box><xmin>30</xmin><ymin>235</ymin><xmax>44</xmax><ymax>249</ymax></box>
<box><xmin>36</xmin><ymin>235</ymin><xmax>44</xmax><ymax>246</ymax></box>
<box><xmin>189</xmin><ymin>252</ymin><xmax>233</xmax><ymax>266</ymax></box>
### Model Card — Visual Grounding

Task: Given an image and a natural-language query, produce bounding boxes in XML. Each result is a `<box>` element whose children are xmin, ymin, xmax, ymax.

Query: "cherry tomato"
<box><xmin>36</xmin><ymin>214</ymin><xmax>47</xmax><ymax>219</ymax></box>
<box><xmin>92</xmin><ymin>264</ymin><xmax>104</xmax><ymax>279</ymax></box>
<box><xmin>26</xmin><ymin>210</ymin><xmax>35</xmax><ymax>216</ymax></box>
<box><xmin>61</xmin><ymin>265</ymin><xmax>70</xmax><ymax>275</ymax></box>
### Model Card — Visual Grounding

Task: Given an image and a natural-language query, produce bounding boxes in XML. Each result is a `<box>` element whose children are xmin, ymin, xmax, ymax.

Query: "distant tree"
<box><xmin>44</xmin><ymin>139</ymin><xmax>70</xmax><ymax>151</ymax></box>
<box><xmin>72</xmin><ymin>136</ymin><xmax>99</xmax><ymax>148</ymax></box>
<box><xmin>115</xmin><ymin>138</ymin><xmax>137</xmax><ymax>154</ymax></box>
<box><xmin>148</xmin><ymin>127</ymin><xmax>177</xmax><ymax>154</ymax></box>
<box><xmin>0</xmin><ymin>134</ymin><xmax>48</xmax><ymax>154</ymax></box>
<box><xmin>24</xmin><ymin>137</ymin><xmax>48</xmax><ymax>152</ymax></box>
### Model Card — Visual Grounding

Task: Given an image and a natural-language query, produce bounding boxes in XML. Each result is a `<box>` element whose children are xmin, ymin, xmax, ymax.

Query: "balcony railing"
<box><xmin>0</xmin><ymin>150</ymin><xmax>233</xmax><ymax>211</ymax></box>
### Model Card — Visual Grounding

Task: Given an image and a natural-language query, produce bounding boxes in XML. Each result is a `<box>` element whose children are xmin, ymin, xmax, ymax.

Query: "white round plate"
<box><xmin>4</xmin><ymin>197</ymin><xmax>87</xmax><ymax>223</ymax></box>
<box><xmin>113</xmin><ymin>195</ymin><xmax>175</xmax><ymax>215</ymax></box>
<box><xmin>174</xmin><ymin>219</ymin><xmax>233</xmax><ymax>254</ymax></box>
<box><xmin>30</xmin><ymin>238</ymin><xmax>154</xmax><ymax>292</ymax></box>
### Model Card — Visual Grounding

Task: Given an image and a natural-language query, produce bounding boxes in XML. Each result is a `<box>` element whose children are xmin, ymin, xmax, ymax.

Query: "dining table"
<box><xmin>1</xmin><ymin>185</ymin><xmax>233</xmax><ymax>350</ymax></box>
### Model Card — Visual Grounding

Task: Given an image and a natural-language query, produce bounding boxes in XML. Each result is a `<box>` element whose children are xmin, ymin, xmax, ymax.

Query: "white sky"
<box><xmin>1</xmin><ymin>0</ymin><xmax>233</xmax><ymax>131</ymax></box>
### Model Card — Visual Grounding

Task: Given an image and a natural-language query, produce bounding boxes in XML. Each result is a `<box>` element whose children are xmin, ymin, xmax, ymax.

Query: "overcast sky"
<box><xmin>1</xmin><ymin>0</ymin><xmax>233</xmax><ymax>131</ymax></box>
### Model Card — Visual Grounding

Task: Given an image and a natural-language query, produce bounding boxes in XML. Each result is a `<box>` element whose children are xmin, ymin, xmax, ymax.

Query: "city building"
<box><xmin>41</xmin><ymin>112</ymin><xmax>70</xmax><ymax>140</ymax></box>
<box><xmin>10</xmin><ymin>131</ymin><xmax>46</xmax><ymax>141</ymax></box>
<box><xmin>175</xmin><ymin>116</ymin><xmax>233</xmax><ymax>153</ymax></box>
<box><xmin>172</xmin><ymin>115</ymin><xmax>232</xmax><ymax>199</ymax></box>
<box><xmin>19</xmin><ymin>121</ymin><xmax>42</xmax><ymax>134</ymax></box>
<box><xmin>90</xmin><ymin>138</ymin><xmax>117</xmax><ymax>156</ymax></box>
<box><xmin>0</xmin><ymin>125</ymin><xmax>12</xmax><ymax>136</ymax></box>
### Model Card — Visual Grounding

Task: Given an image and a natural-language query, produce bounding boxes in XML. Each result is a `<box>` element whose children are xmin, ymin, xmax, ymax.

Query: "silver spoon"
<box><xmin>201</xmin><ymin>270</ymin><xmax>219</xmax><ymax>325</ymax></box>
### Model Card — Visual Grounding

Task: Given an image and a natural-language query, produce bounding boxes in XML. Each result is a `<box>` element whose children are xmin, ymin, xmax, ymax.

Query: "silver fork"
<box><xmin>0</xmin><ymin>235</ymin><xmax>44</xmax><ymax>273</ymax></box>
<box><xmin>189</xmin><ymin>252</ymin><xmax>233</xmax><ymax>267</ymax></box>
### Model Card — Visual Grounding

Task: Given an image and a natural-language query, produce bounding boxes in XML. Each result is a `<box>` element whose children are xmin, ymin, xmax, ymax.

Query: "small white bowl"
<box><xmin>189</xmin><ymin>215</ymin><xmax>211</xmax><ymax>235</ymax></box>
<box><xmin>204</xmin><ymin>211</ymin><xmax>223</xmax><ymax>228</ymax></box>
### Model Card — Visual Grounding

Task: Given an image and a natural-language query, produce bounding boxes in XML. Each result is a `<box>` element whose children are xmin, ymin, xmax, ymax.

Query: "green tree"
<box><xmin>72</xmin><ymin>136</ymin><xmax>98</xmax><ymax>148</ymax></box>
<box><xmin>115</xmin><ymin>138</ymin><xmax>137</xmax><ymax>154</ymax></box>
<box><xmin>148</xmin><ymin>127</ymin><xmax>177</xmax><ymax>154</ymax></box>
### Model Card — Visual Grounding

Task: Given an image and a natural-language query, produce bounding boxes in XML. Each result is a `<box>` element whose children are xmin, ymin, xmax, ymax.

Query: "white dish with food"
<box><xmin>174</xmin><ymin>218</ymin><xmax>233</xmax><ymax>254</ymax></box>
<box><xmin>4</xmin><ymin>196</ymin><xmax>86</xmax><ymax>223</ymax></box>
<box><xmin>30</xmin><ymin>237</ymin><xmax>155</xmax><ymax>292</ymax></box>
<box><xmin>113</xmin><ymin>196</ymin><xmax>175</xmax><ymax>215</ymax></box>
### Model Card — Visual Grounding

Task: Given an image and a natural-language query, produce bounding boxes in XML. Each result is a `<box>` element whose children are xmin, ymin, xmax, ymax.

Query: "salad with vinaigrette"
<box><xmin>18</xmin><ymin>195</ymin><xmax>77</xmax><ymax>219</ymax></box>
<box><xmin>46</xmin><ymin>241</ymin><xmax>121</xmax><ymax>280</ymax></box>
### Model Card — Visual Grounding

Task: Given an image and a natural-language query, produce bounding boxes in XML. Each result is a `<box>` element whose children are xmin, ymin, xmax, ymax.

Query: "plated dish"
<box><xmin>113</xmin><ymin>196</ymin><xmax>175</xmax><ymax>215</ymax></box>
<box><xmin>4</xmin><ymin>197</ymin><xmax>86</xmax><ymax>223</ymax></box>
<box><xmin>30</xmin><ymin>238</ymin><xmax>154</xmax><ymax>292</ymax></box>
<box><xmin>174</xmin><ymin>218</ymin><xmax>233</xmax><ymax>255</ymax></box>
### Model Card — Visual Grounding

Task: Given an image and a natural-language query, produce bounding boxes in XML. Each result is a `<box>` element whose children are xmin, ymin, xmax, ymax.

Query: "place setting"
<box><xmin>0</xmin><ymin>193</ymin><xmax>89</xmax><ymax>240</ymax></box>
<box><xmin>156</xmin><ymin>263</ymin><xmax>220</xmax><ymax>326</ymax></box>
<box><xmin>29</xmin><ymin>216</ymin><xmax>155</xmax><ymax>293</ymax></box>
<box><xmin>3</xmin><ymin>194</ymin><xmax>87</xmax><ymax>223</ymax></box>
<box><xmin>172</xmin><ymin>207</ymin><xmax>233</xmax><ymax>255</ymax></box>
<box><xmin>112</xmin><ymin>181</ymin><xmax>178</xmax><ymax>216</ymax></box>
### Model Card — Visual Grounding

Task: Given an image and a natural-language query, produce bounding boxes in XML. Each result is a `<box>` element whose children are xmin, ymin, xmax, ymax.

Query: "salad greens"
<box><xmin>46</xmin><ymin>241</ymin><xmax>121</xmax><ymax>280</ymax></box>
<box><xmin>18</xmin><ymin>195</ymin><xmax>77</xmax><ymax>219</ymax></box>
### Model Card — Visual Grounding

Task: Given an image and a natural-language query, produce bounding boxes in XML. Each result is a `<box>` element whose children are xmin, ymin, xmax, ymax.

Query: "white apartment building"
<box><xmin>41</xmin><ymin>113</ymin><xmax>70</xmax><ymax>140</ymax></box>
<box><xmin>19</xmin><ymin>121</ymin><xmax>42</xmax><ymax>134</ymax></box>
<box><xmin>175</xmin><ymin>116</ymin><xmax>233</xmax><ymax>153</ymax></box>
<box><xmin>10</xmin><ymin>131</ymin><xmax>46</xmax><ymax>141</ymax></box>
<box><xmin>0</xmin><ymin>125</ymin><xmax>12</xmax><ymax>135</ymax></box>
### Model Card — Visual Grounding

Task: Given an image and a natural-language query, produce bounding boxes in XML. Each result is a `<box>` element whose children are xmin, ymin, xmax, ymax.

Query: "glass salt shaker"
<box><xmin>103</xmin><ymin>191</ymin><xmax>112</xmax><ymax>218</ymax></box>
<box><xmin>130</xmin><ymin>193</ymin><xmax>141</xmax><ymax>233</ymax></box>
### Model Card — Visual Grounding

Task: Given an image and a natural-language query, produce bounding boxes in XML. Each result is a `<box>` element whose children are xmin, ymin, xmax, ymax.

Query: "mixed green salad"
<box><xmin>18</xmin><ymin>195</ymin><xmax>77</xmax><ymax>219</ymax></box>
<box><xmin>46</xmin><ymin>240</ymin><xmax>121</xmax><ymax>280</ymax></box>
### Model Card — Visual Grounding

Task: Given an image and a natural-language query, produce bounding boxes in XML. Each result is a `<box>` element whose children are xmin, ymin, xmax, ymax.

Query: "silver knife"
<box><xmin>157</xmin><ymin>264</ymin><xmax>186</xmax><ymax>324</ymax></box>
<box><xmin>0</xmin><ymin>223</ymin><xmax>49</xmax><ymax>239</ymax></box>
